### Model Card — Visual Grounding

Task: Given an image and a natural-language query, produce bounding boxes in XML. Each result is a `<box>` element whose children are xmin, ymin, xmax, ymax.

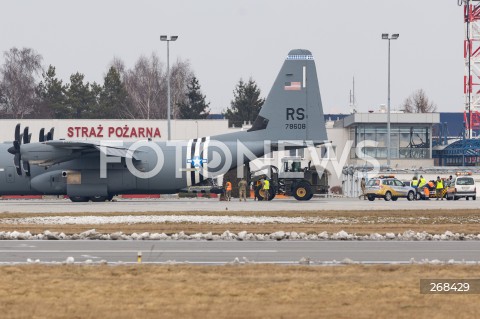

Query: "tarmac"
<box><xmin>0</xmin><ymin>196</ymin><xmax>478</xmax><ymax>213</ymax></box>
<box><xmin>1</xmin><ymin>240</ymin><xmax>479</xmax><ymax>264</ymax></box>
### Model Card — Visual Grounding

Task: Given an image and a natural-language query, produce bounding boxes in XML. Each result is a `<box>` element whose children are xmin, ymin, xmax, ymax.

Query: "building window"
<box><xmin>287</xmin><ymin>148</ymin><xmax>305</xmax><ymax>158</ymax></box>
<box><xmin>352</xmin><ymin>125</ymin><xmax>430</xmax><ymax>159</ymax></box>
<box><xmin>298</xmin><ymin>148</ymin><xmax>304</xmax><ymax>158</ymax></box>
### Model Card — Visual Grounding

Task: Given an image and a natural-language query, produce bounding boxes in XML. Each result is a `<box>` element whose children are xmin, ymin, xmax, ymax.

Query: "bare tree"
<box><xmin>0</xmin><ymin>47</ymin><xmax>43</xmax><ymax>118</ymax></box>
<box><xmin>402</xmin><ymin>89</ymin><xmax>437</xmax><ymax>113</ymax></box>
<box><xmin>170</xmin><ymin>59</ymin><xmax>193</xmax><ymax>119</ymax></box>
<box><xmin>110</xmin><ymin>57</ymin><xmax>126</xmax><ymax>77</ymax></box>
<box><xmin>111</xmin><ymin>54</ymin><xmax>194</xmax><ymax>120</ymax></box>
<box><xmin>121</xmin><ymin>53</ymin><xmax>166</xmax><ymax>119</ymax></box>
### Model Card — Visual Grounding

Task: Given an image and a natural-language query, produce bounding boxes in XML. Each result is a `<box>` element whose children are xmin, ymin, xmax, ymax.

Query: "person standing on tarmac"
<box><xmin>254</xmin><ymin>180</ymin><xmax>262</xmax><ymax>201</ymax></box>
<box><xmin>263</xmin><ymin>178</ymin><xmax>270</xmax><ymax>201</ymax></box>
<box><xmin>225</xmin><ymin>180</ymin><xmax>232</xmax><ymax>201</ymax></box>
<box><xmin>435</xmin><ymin>176</ymin><xmax>444</xmax><ymax>200</ymax></box>
<box><xmin>446</xmin><ymin>175</ymin><xmax>453</xmax><ymax>187</ymax></box>
<box><xmin>418</xmin><ymin>175</ymin><xmax>427</xmax><ymax>188</ymax></box>
<box><xmin>359</xmin><ymin>177</ymin><xmax>366</xmax><ymax>200</ymax></box>
<box><xmin>238</xmin><ymin>178</ymin><xmax>247</xmax><ymax>202</ymax></box>
<box><xmin>418</xmin><ymin>175</ymin><xmax>427</xmax><ymax>199</ymax></box>
<box><xmin>411</xmin><ymin>176</ymin><xmax>419</xmax><ymax>199</ymax></box>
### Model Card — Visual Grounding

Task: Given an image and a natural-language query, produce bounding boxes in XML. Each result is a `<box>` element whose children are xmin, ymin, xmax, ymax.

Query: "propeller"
<box><xmin>22</xmin><ymin>160</ymin><xmax>31</xmax><ymax>177</ymax></box>
<box><xmin>46</xmin><ymin>128</ymin><xmax>54</xmax><ymax>141</ymax></box>
<box><xmin>13</xmin><ymin>153</ymin><xmax>22</xmax><ymax>175</ymax></box>
<box><xmin>14</xmin><ymin>123</ymin><xmax>20</xmax><ymax>143</ymax></box>
<box><xmin>8</xmin><ymin>124</ymin><xmax>54</xmax><ymax>176</ymax></box>
<box><xmin>23</xmin><ymin>127</ymin><xmax>30</xmax><ymax>144</ymax></box>
<box><xmin>39</xmin><ymin>128</ymin><xmax>45</xmax><ymax>142</ymax></box>
<box><xmin>7</xmin><ymin>124</ymin><xmax>23</xmax><ymax>175</ymax></box>
<box><xmin>21</xmin><ymin>126</ymin><xmax>31</xmax><ymax>176</ymax></box>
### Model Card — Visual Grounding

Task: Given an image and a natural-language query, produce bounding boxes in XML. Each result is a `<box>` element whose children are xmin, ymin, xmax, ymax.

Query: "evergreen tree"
<box><xmin>178</xmin><ymin>76</ymin><xmax>210</xmax><ymax>119</ymax></box>
<box><xmin>95</xmin><ymin>66</ymin><xmax>130</xmax><ymax>118</ymax></box>
<box><xmin>224</xmin><ymin>78</ymin><xmax>264</xmax><ymax>127</ymax></box>
<box><xmin>36</xmin><ymin>65</ymin><xmax>67</xmax><ymax>118</ymax></box>
<box><xmin>65</xmin><ymin>72</ymin><xmax>96</xmax><ymax>118</ymax></box>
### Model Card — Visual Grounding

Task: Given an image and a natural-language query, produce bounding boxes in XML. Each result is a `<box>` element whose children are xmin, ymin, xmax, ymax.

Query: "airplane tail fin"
<box><xmin>248</xmin><ymin>49</ymin><xmax>328</xmax><ymax>144</ymax></box>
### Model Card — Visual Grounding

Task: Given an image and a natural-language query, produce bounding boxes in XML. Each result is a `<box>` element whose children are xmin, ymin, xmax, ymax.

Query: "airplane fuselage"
<box><xmin>0</xmin><ymin>131</ymin><xmax>267</xmax><ymax>198</ymax></box>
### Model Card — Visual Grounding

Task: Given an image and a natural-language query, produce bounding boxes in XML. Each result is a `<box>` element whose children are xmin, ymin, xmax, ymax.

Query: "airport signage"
<box><xmin>67</xmin><ymin>125</ymin><xmax>162</xmax><ymax>139</ymax></box>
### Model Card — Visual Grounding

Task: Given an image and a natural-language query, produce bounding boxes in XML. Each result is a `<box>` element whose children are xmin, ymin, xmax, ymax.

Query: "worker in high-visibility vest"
<box><xmin>418</xmin><ymin>175</ymin><xmax>427</xmax><ymax>188</ymax></box>
<box><xmin>424</xmin><ymin>186</ymin><xmax>430</xmax><ymax>199</ymax></box>
<box><xmin>411</xmin><ymin>176</ymin><xmax>419</xmax><ymax>188</ymax></box>
<box><xmin>411</xmin><ymin>176</ymin><xmax>419</xmax><ymax>199</ymax></box>
<box><xmin>435</xmin><ymin>176</ymin><xmax>444</xmax><ymax>201</ymax></box>
<box><xmin>225</xmin><ymin>180</ymin><xmax>232</xmax><ymax>201</ymax></box>
<box><xmin>263</xmin><ymin>179</ymin><xmax>270</xmax><ymax>201</ymax></box>
<box><xmin>417</xmin><ymin>175</ymin><xmax>427</xmax><ymax>200</ymax></box>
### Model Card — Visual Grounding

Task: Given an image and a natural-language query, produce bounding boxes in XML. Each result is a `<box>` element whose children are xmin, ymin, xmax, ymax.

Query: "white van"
<box><xmin>446</xmin><ymin>176</ymin><xmax>476</xmax><ymax>200</ymax></box>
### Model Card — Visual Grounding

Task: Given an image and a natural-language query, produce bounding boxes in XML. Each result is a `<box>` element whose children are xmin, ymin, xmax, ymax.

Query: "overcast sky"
<box><xmin>0</xmin><ymin>0</ymin><xmax>464</xmax><ymax>114</ymax></box>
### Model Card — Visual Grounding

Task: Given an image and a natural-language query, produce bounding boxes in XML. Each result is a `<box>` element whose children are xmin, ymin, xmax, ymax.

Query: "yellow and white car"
<box><xmin>364</xmin><ymin>176</ymin><xmax>416</xmax><ymax>201</ymax></box>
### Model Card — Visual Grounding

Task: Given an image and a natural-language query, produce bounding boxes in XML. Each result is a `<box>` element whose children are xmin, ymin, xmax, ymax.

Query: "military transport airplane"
<box><xmin>1</xmin><ymin>49</ymin><xmax>328</xmax><ymax>202</ymax></box>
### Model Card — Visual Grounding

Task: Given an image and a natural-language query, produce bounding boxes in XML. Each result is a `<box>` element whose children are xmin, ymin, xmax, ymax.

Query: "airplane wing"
<box><xmin>45</xmin><ymin>140</ymin><xmax>140</xmax><ymax>158</ymax></box>
<box><xmin>21</xmin><ymin>140</ymin><xmax>142</xmax><ymax>167</ymax></box>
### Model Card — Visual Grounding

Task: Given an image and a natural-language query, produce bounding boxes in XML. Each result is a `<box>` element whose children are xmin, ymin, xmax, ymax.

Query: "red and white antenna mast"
<box><xmin>462</xmin><ymin>0</ymin><xmax>480</xmax><ymax>138</ymax></box>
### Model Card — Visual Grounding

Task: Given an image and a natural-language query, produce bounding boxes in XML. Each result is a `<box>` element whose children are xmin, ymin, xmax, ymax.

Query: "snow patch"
<box><xmin>0</xmin><ymin>230</ymin><xmax>480</xmax><ymax>241</ymax></box>
<box><xmin>2</xmin><ymin>215</ymin><xmax>309</xmax><ymax>225</ymax></box>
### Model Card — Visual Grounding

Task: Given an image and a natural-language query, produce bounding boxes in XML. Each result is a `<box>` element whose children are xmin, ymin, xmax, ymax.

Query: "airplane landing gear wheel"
<box><xmin>91</xmin><ymin>196</ymin><xmax>107</xmax><ymax>202</ymax></box>
<box><xmin>69</xmin><ymin>196</ymin><xmax>89</xmax><ymax>203</ymax></box>
<box><xmin>293</xmin><ymin>182</ymin><xmax>312</xmax><ymax>201</ymax></box>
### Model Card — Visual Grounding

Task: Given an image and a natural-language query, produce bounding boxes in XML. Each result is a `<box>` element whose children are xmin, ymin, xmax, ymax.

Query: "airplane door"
<box><xmin>6</xmin><ymin>167</ymin><xmax>15</xmax><ymax>183</ymax></box>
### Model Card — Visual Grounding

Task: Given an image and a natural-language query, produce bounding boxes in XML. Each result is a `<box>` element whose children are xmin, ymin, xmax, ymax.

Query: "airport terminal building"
<box><xmin>327</xmin><ymin>112</ymin><xmax>439</xmax><ymax>169</ymax></box>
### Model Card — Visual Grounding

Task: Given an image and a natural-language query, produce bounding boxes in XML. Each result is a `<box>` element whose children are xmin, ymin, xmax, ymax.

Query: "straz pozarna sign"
<box><xmin>67</xmin><ymin>125</ymin><xmax>161</xmax><ymax>139</ymax></box>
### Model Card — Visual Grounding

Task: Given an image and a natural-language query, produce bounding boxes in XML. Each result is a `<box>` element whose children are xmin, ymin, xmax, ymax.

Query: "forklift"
<box><xmin>250</xmin><ymin>156</ymin><xmax>329</xmax><ymax>201</ymax></box>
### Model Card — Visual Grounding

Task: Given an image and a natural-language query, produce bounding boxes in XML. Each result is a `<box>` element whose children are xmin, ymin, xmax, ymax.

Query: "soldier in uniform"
<box><xmin>359</xmin><ymin>177</ymin><xmax>366</xmax><ymax>200</ymax></box>
<box><xmin>238</xmin><ymin>178</ymin><xmax>248</xmax><ymax>202</ymax></box>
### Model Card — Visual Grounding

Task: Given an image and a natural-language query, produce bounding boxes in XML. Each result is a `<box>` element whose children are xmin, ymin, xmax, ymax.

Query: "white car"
<box><xmin>446</xmin><ymin>176</ymin><xmax>477</xmax><ymax>200</ymax></box>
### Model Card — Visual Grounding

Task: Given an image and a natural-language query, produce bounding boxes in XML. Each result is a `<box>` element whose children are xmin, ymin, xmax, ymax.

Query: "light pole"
<box><xmin>382</xmin><ymin>33</ymin><xmax>399</xmax><ymax>168</ymax></box>
<box><xmin>160</xmin><ymin>35</ymin><xmax>178</xmax><ymax>140</ymax></box>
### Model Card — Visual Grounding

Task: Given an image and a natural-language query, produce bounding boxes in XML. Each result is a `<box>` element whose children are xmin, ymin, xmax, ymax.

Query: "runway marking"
<box><xmin>1</xmin><ymin>261</ymin><xmax>480</xmax><ymax>265</ymax></box>
<box><xmin>0</xmin><ymin>250</ymin><xmax>279</xmax><ymax>253</ymax></box>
